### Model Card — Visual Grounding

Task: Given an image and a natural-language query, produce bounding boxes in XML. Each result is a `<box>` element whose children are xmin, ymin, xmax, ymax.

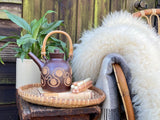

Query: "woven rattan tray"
<box><xmin>18</xmin><ymin>83</ymin><xmax>105</xmax><ymax>108</ymax></box>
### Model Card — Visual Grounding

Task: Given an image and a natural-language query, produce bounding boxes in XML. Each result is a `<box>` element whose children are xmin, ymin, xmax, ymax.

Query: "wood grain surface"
<box><xmin>113</xmin><ymin>64</ymin><xmax>135</xmax><ymax>120</ymax></box>
<box><xmin>17</xmin><ymin>93</ymin><xmax>101</xmax><ymax>120</ymax></box>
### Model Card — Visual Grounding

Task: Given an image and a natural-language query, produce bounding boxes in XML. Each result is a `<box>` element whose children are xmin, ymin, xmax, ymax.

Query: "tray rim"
<box><xmin>18</xmin><ymin>83</ymin><xmax>106</xmax><ymax>108</ymax></box>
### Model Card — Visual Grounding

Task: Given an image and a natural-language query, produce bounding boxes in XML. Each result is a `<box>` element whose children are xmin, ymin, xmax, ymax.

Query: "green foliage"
<box><xmin>0</xmin><ymin>10</ymin><xmax>67</xmax><ymax>64</ymax></box>
<box><xmin>2</xmin><ymin>10</ymin><xmax>31</xmax><ymax>33</ymax></box>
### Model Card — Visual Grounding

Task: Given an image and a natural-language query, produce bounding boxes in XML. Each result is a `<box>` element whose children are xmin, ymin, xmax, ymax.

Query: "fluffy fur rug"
<box><xmin>71</xmin><ymin>11</ymin><xmax>160</xmax><ymax>120</ymax></box>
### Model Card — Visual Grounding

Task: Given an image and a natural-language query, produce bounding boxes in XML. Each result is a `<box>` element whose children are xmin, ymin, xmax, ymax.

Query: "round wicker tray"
<box><xmin>18</xmin><ymin>83</ymin><xmax>106</xmax><ymax>108</ymax></box>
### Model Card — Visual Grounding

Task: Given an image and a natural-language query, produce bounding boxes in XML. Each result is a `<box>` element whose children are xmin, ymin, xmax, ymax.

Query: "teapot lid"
<box><xmin>49</xmin><ymin>49</ymin><xmax>64</xmax><ymax>59</ymax></box>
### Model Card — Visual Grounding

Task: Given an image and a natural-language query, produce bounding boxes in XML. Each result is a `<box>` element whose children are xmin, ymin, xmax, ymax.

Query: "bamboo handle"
<box><xmin>41</xmin><ymin>30</ymin><xmax>73</xmax><ymax>59</ymax></box>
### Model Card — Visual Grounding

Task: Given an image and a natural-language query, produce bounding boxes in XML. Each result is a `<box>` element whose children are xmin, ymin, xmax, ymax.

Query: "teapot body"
<box><xmin>41</xmin><ymin>58</ymin><xmax>72</xmax><ymax>92</ymax></box>
<box><xmin>28</xmin><ymin>30</ymin><xmax>73</xmax><ymax>92</ymax></box>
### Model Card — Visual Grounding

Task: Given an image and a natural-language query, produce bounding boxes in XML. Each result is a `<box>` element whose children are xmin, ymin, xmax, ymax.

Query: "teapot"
<box><xmin>28</xmin><ymin>30</ymin><xmax>73</xmax><ymax>92</ymax></box>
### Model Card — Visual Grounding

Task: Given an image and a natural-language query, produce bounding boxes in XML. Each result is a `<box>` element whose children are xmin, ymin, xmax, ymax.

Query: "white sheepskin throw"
<box><xmin>71</xmin><ymin>11</ymin><xmax>160</xmax><ymax>120</ymax></box>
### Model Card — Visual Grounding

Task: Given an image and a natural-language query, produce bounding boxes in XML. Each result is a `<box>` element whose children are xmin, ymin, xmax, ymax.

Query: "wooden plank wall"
<box><xmin>0</xmin><ymin>0</ymin><xmax>21</xmax><ymax>62</ymax></box>
<box><xmin>0</xmin><ymin>0</ymin><xmax>22</xmax><ymax>119</ymax></box>
<box><xmin>22</xmin><ymin>0</ymin><xmax>139</xmax><ymax>44</ymax></box>
<box><xmin>22</xmin><ymin>0</ymin><xmax>156</xmax><ymax>44</ymax></box>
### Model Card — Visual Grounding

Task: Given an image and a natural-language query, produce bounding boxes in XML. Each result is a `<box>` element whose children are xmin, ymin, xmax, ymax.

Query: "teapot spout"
<box><xmin>28</xmin><ymin>52</ymin><xmax>44</xmax><ymax>71</ymax></box>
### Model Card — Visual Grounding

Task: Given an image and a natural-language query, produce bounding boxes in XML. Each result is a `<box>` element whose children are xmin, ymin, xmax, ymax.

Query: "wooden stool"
<box><xmin>17</xmin><ymin>94</ymin><xmax>101</xmax><ymax>120</ymax></box>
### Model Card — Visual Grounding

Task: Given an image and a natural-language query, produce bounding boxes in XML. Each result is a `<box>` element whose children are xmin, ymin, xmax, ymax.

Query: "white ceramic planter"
<box><xmin>16</xmin><ymin>58</ymin><xmax>41</xmax><ymax>89</ymax></box>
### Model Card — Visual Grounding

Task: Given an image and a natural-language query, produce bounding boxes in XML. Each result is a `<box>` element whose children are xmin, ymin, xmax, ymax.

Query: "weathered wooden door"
<box><xmin>0</xmin><ymin>0</ymin><xmax>156</xmax><ymax>119</ymax></box>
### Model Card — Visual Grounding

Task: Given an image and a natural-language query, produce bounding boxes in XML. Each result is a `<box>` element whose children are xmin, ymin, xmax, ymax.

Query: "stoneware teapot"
<box><xmin>28</xmin><ymin>30</ymin><xmax>73</xmax><ymax>92</ymax></box>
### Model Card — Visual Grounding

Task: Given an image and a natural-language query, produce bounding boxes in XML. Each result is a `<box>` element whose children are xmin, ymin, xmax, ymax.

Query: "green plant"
<box><xmin>0</xmin><ymin>10</ymin><xmax>67</xmax><ymax>64</ymax></box>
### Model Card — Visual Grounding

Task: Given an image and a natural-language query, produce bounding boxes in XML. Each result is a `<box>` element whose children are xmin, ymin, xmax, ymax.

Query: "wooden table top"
<box><xmin>17</xmin><ymin>93</ymin><xmax>101</xmax><ymax>120</ymax></box>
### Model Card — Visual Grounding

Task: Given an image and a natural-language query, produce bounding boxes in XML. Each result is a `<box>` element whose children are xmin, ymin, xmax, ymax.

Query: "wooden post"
<box><xmin>59</xmin><ymin>0</ymin><xmax>77</xmax><ymax>43</ymax></box>
<box><xmin>110</xmin><ymin>0</ymin><xmax>126</xmax><ymax>12</ymax></box>
<box><xmin>23</xmin><ymin>0</ymin><xmax>41</xmax><ymax>23</ymax></box>
<box><xmin>94</xmin><ymin>0</ymin><xmax>110</xmax><ymax>27</ymax></box>
<box><xmin>41</xmin><ymin>0</ymin><xmax>59</xmax><ymax>22</ymax></box>
<box><xmin>76</xmin><ymin>0</ymin><xmax>94</xmax><ymax>41</ymax></box>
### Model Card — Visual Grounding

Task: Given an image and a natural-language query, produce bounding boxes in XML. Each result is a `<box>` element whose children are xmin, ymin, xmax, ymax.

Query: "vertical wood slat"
<box><xmin>76</xmin><ymin>0</ymin><xmax>94</xmax><ymax>42</ymax></box>
<box><xmin>23</xmin><ymin>0</ymin><xmax>60</xmax><ymax>40</ymax></box>
<box><xmin>40</xmin><ymin>0</ymin><xmax>59</xmax><ymax>39</ymax></box>
<box><xmin>158</xmin><ymin>0</ymin><xmax>160</xmax><ymax>5</ymax></box>
<box><xmin>23</xmin><ymin>0</ymin><xmax>41</xmax><ymax>23</ymax></box>
<box><xmin>126</xmin><ymin>0</ymin><xmax>134</xmax><ymax>13</ymax></box>
<box><xmin>41</xmin><ymin>0</ymin><xmax>59</xmax><ymax>22</ymax></box>
<box><xmin>23</xmin><ymin>0</ymin><xmax>58</xmax><ymax>23</ymax></box>
<box><xmin>59</xmin><ymin>0</ymin><xmax>77</xmax><ymax>43</ymax></box>
<box><xmin>23</xmin><ymin>0</ymin><xmax>58</xmax><ymax>25</ymax></box>
<box><xmin>110</xmin><ymin>0</ymin><xmax>126</xmax><ymax>12</ymax></box>
<box><xmin>94</xmin><ymin>0</ymin><xmax>110</xmax><ymax>27</ymax></box>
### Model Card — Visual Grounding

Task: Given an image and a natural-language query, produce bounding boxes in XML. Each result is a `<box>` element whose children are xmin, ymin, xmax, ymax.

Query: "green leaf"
<box><xmin>43</xmin><ymin>10</ymin><xmax>56</xmax><ymax>17</ymax></box>
<box><xmin>40</xmin><ymin>18</ymin><xmax>49</xmax><ymax>30</ymax></box>
<box><xmin>13</xmin><ymin>48</ymin><xmax>23</xmax><ymax>58</ymax></box>
<box><xmin>20</xmin><ymin>52</ymin><xmax>26</xmax><ymax>62</ymax></box>
<box><xmin>32</xmin><ymin>10</ymin><xmax>56</xmax><ymax>39</ymax></box>
<box><xmin>40</xmin><ymin>20</ymin><xmax>63</xmax><ymax>34</ymax></box>
<box><xmin>49</xmin><ymin>37</ymin><xmax>67</xmax><ymax>51</ymax></box>
<box><xmin>22</xmin><ymin>42</ymin><xmax>32</xmax><ymax>52</ymax></box>
<box><xmin>13</xmin><ymin>47</ymin><xmax>22</xmax><ymax>53</ymax></box>
<box><xmin>14</xmin><ymin>53</ymin><xmax>19</xmax><ymax>57</ymax></box>
<box><xmin>37</xmin><ymin>35</ymin><xmax>45</xmax><ymax>48</ymax></box>
<box><xmin>0</xmin><ymin>41</ymin><xmax>16</xmax><ymax>64</ymax></box>
<box><xmin>31</xmin><ymin>21</ymin><xmax>41</xmax><ymax>39</ymax></box>
<box><xmin>0</xmin><ymin>42</ymin><xmax>16</xmax><ymax>51</ymax></box>
<box><xmin>0</xmin><ymin>36</ymin><xmax>7</xmax><ymax>40</ymax></box>
<box><xmin>16</xmin><ymin>34</ymin><xmax>37</xmax><ymax>53</ymax></box>
<box><xmin>0</xmin><ymin>35</ymin><xmax>19</xmax><ymax>41</ymax></box>
<box><xmin>30</xmin><ymin>19</ymin><xmax>37</xmax><ymax>29</ymax></box>
<box><xmin>42</xmin><ymin>17</ymin><xmax>48</xmax><ymax>25</ymax></box>
<box><xmin>14</xmin><ymin>49</ymin><xmax>27</xmax><ymax>61</ymax></box>
<box><xmin>60</xmin><ymin>41</ymin><xmax>66</xmax><ymax>51</ymax></box>
<box><xmin>17</xmin><ymin>34</ymin><xmax>36</xmax><ymax>47</ymax></box>
<box><xmin>50</xmin><ymin>37</ymin><xmax>62</xmax><ymax>42</ymax></box>
<box><xmin>0</xmin><ymin>56</ymin><xmax>4</xmax><ymax>64</ymax></box>
<box><xmin>2</xmin><ymin>10</ymin><xmax>31</xmax><ymax>33</ymax></box>
<box><xmin>47</xmin><ymin>46</ymin><xmax>64</xmax><ymax>53</ymax></box>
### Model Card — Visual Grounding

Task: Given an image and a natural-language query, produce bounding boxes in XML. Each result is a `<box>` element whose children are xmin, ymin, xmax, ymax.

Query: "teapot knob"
<box><xmin>54</xmin><ymin>49</ymin><xmax>60</xmax><ymax>53</ymax></box>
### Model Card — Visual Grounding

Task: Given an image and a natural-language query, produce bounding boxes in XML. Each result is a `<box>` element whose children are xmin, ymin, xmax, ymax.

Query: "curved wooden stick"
<box><xmin>133</xmin><ymin>9</ymin><xmax>160</xmax><ymax>35</ymax></box>
<box><xmin>113</xmin><ymin>64</ymin><xmax>135</xmax><ymax>120</ymax></box>
<box><xmin>133</xmin><ymin>9</ymin><xmax>160</xmax><ymax>17</ymax></box>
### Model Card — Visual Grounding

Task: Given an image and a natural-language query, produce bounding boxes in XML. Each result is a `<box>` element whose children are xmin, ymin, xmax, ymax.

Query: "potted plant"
<box><xmin>0</xmin><ymin>10</ymin><xmax>68</xmax><ymax>88</ymax></box>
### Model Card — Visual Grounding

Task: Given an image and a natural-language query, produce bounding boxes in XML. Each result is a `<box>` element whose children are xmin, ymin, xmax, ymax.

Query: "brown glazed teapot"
<box><xmin>28</xmin><ymin>30</ymin><xmax>73</xmax><ymax>92</ymax></box>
